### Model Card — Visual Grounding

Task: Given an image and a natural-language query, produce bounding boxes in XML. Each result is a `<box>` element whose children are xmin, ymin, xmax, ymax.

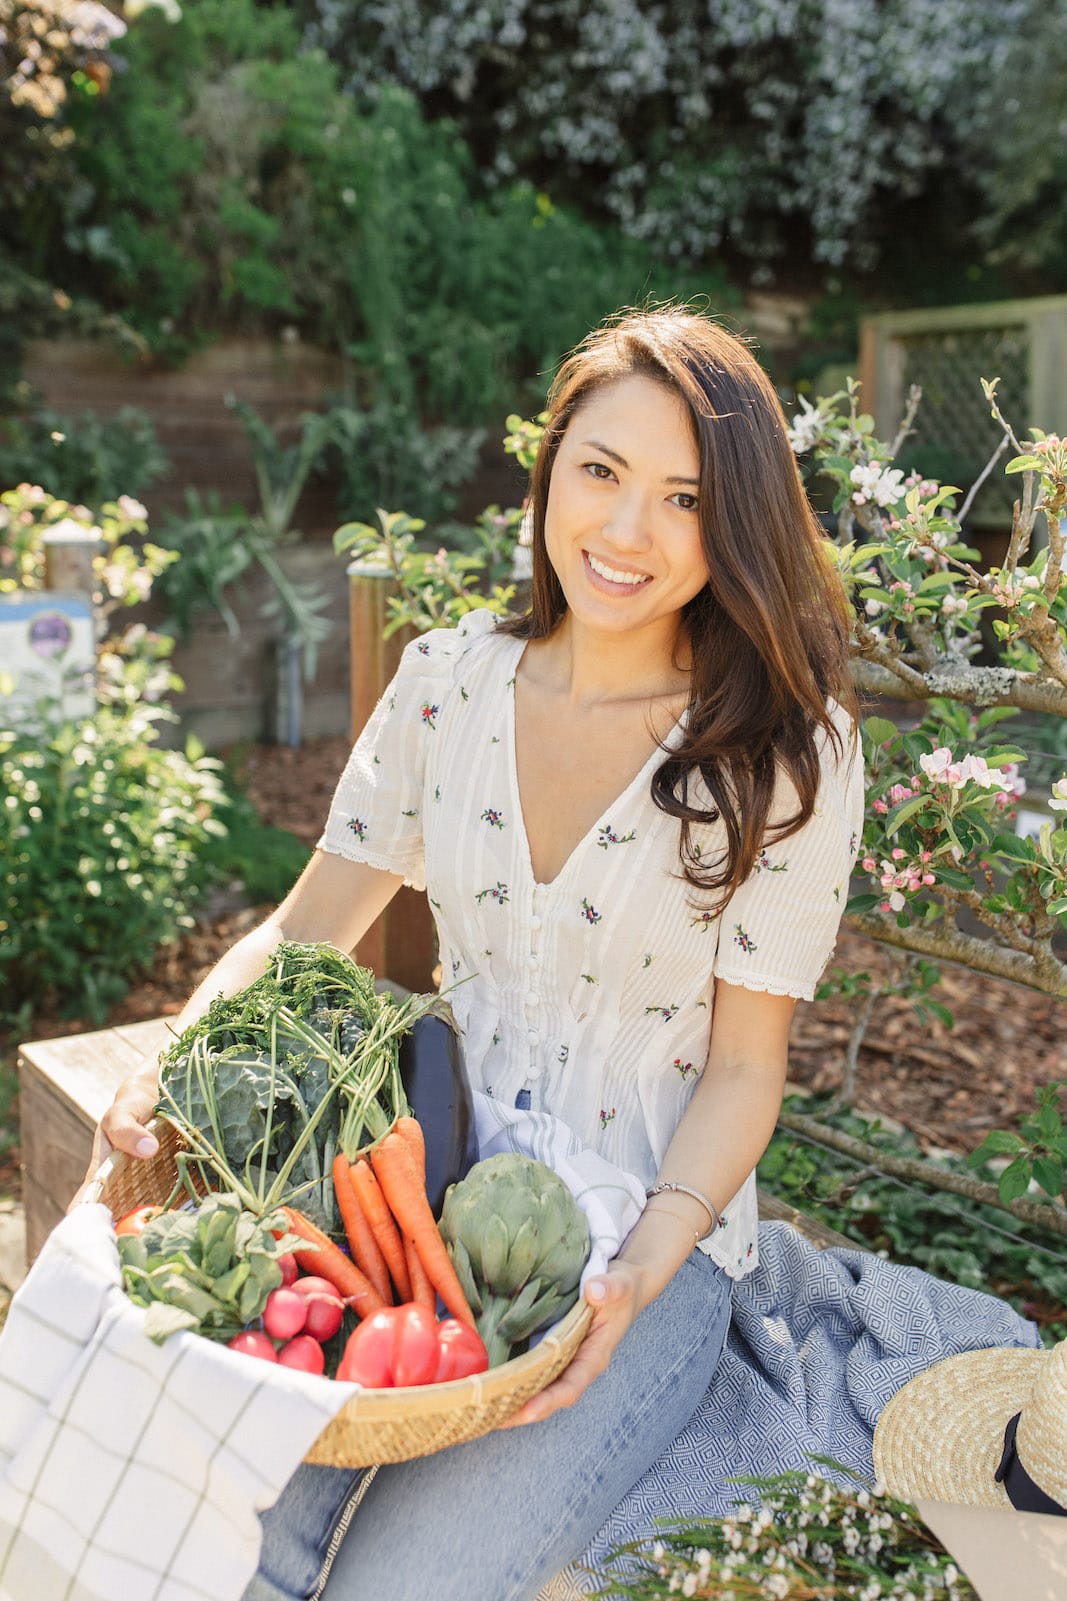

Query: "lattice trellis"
<box><xmin>861</xmin><ymin>297</ymin><xmax>1067</xmax><ymax>533</ymax></box>
<box><xmin>900</xmin><ymin>326</ymin><xmax>1028</xmax><ymax>523</ymax></box>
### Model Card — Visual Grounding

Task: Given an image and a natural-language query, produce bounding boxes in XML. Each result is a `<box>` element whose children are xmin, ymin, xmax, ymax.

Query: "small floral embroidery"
<box><xmin>372</xmin><ymin>754</ymin><xmax>381</xmax><ymax>766</ymax></box>
<box><xmin>421</xmin><ymin>703</ymin><xmax>439</xmax><ymax>728</ymax></box>
<box><xmin>558</xmin><ymin>1044</ymin><xmax>570</xmax><ymax>1064</ymax></box>
<box><xmin>849</xmin><ymin>830</ymin><xmax>858</xmax><ymax>857</ymax></box>
<box><xmin>491</xmin><ymin>1031</ymin><xmax>501</xmax><ymax>1047</ymax></box>
<box><xmin>833</xmin><ymin>884</ymin><xmax>841</xmax><ymax>902</ymax></box>
<box><xmin>481</xmin><ymin>807</ymin><xmax>506</xmax><ymax>829</ymax></box>
<box><xmin>429</xmin><ymin>896</ymin><xmax>442</xmax><ymax>910</ymax></box>
<box><xmin>489</xmin><ymin>734</ymin><xmax>501</xmax><ymax>744</ymax></box>
<box><xmin>346</xmin><ymin>817</ymin><xmax>367</xmax><ymax>842</ymax></box>
<box><xmin>645</xmin><ymin>1003</ymin><xmax>679</xmax><ymax>1023</ymax></box>
<box><xmin>416</xmin><ymin>640</ymin><xmax>431</xmax><ymax>655</ymax></box>
<box><xmin>401</xmin><ymin>807</ymin><xmax>418</xmax><ymax>818</ymax></box>
<box><xmin>481</xmin><ymin>948</ymin><xmax>492</xmax><ymax>960</ymax></box>
<box><xmin>580</xmin><ymin>898</ymin><xmax>602</xmax><ymax>925</ymax></box>
<box><xmin>505</xmin><ymin>675</ymin><xmax>516</xmax><ymax>689</ymax></box>
<box><xmin>718</xmin><ymin>1214</ymin><xmax>728</xmax><ymax>1230</ymax></box>
<box><xmin>599</xmin><ymin>1106</ymin><xmax>616</xmax><ymax>1129</ymax></box>
<box><xmin>485</xmin><ymin>1083</ymin><xmax>494</xmax><ymax>1096</ymax></box>
<box><xmin>754</xmin><ymin>848</ymin><xmax>789</xmax><ymax>874</ymax></box>
<box><xmin>690</xmin><ymin>910</ymin><xmax>716</xmax><ymax>932</ymax></box>
<box><xmin>643</xmin><ymin>953</ymin><xmax>654</xmax><ymax>967</ymax></box>
<box><xmin>460</xmin><ymin>685</ymin><xmax>469</xmax><ymax>701</ymax></box>
<box><xmin>434</xmin><ymin>784</ymin><xmax>442</xmax><ymax>802</ymax></box>
<box><xmin>580</xmin><ymin>973</ymin><xmax>598</xmax><ymax>984</ymax></box>
<box><xmin>475</xmin><ymin>881</ymin><xmax>510</xmax><ymax>905</ymax></box>
<box><xmin>451</xmin><ymin>957</ymin><xmax>461</xmax><ymax>976</ymax></box>
<box><xmin>387</xmin><ymin>693</ymin><xmax>397</xmax><ymax>712</ymax></box>
<box><xmin>596</xmin><ymin>823</ymin><xmax>636</xmax><ymax>848</ymax></box>
<box><xmin>733</xmin><ymin>923</ymin><xmax>757</xmax><ymax>955</ymax></box>
<box><xmin>674</xmin><ymin>1058</ymin><xmax>697</xmax><ymax>1080</ymax></box>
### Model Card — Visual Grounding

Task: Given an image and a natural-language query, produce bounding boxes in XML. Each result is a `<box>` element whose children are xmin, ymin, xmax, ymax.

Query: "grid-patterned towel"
<box><xmin>0</xmin><ymin>1204</ymin><xmax>349</xmax><ymax>1601</ymax></box>
<box><xmin>0</xmin><ymin>1102</ymin><xmax>643</xmax><ymax>1601</ymax></box>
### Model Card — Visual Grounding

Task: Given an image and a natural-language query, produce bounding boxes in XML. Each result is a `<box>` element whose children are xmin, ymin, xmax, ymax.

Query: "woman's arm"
<box><xmin>77</xmin><ymin>851</ymin><xmax>405</xmax><ymax>1181</ymax></box>
<box><xmin>502</xmin><ymin>979</ymin><xmax>794</xmax><ymax>1427</ymax></box>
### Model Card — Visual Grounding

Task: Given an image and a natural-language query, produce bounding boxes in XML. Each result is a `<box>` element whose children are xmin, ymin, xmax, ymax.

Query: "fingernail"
<box><xmin>586</xmin><ymin>1281</ymin><xmax>606</xmax><ymax>1302</ymax></box>
<box><xmin>135</xmin><ymin>1136</ymin><xmax>158</xmax><ymax>1157</ymax></box>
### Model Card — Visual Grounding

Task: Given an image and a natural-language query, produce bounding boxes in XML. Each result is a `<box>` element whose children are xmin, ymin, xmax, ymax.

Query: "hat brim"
<box><xmin>873</xmin><ymin>1346</ymin><xmax>1049</xmax><ymax>1508</ymax></box>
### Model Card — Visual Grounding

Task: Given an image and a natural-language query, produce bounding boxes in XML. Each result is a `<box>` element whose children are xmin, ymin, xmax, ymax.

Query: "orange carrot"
<box><xmin>331</xmin><ymin>1153</ymin><xmax>392</xmax><ymax>1305</ymax></box>
<box><xmin>279</xmin><ymin>1205</ymin><xmax>386</xmax><ymax>1320</ymax></box>
<box><xmin>404</xmin><ymin>1233</ymin><xmax>436</xmax><ymax>1309</ymax></box>
<box><xmin>369</xmin><ymin>1133</ymin><xmax>476</xmax><ymax>1329</ymax></box>
<box><xmin>395</xmin><ymin>1115</ymin><xmax>426</xmax><ymax>1183</ymax></box>
<box><xmin>350</xmin><ymin>1158</ymin><xmax>412</xmax><ymax>1303</ymax></box>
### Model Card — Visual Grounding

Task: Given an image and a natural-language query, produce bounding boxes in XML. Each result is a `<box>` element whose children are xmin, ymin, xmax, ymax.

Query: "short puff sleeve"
<box><xmin>712</xmin><ymin>701</ymin><xmax>864</xmax><ymax>1002</ymax></box>
<box><xmin>315</xmin><ymin>633</ymin><xmax>454</xmax><ymax>892</ymax></box>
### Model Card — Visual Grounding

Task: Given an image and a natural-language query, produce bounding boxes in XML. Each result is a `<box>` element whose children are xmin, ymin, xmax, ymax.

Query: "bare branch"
<box><xmin>824</xmin><ymin>983</ymin><xmax>881</xmax><ymax>1115</ymax></box>
<box><xmin>777</xmin><ymin>1110</ymin><xmax>1067</xmax><ymax>1240</ymax></box>
<box><xmin>958</xmin><ymin>434</ymin><xmax>1009</xmax><ymax>527</ymax></box>
<box><xmin>889</xmin><ymin>384</ymin><xmax>923</xmax><ymax>461</ymax></box>
<box><xmin>850</xmin><ymin>655</ymin><xmax>1067</xmax><ymax>716</ymax></box>
<box><xmin>845</xmin><ymin>909</ymin><xmax>1067</xmax><ymax>998</ymax></box>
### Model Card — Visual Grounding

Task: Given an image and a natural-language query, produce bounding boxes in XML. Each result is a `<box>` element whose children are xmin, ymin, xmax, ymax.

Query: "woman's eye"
<box><xmin>673</xmin><ymin>493</ymin><xmax>699</xmax><ymax>512</ymax></box>
<box><xmin>583</xmin><ymin>461</ymin><xmax>615</xmax><ymax>481</ymax></box>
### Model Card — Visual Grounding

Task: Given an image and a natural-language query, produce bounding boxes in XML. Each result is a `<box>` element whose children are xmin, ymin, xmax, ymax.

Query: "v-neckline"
<box><xmin>504</xmin><ymin>637</ymin><xmax>687</xmax><ymax>891</ymax></box>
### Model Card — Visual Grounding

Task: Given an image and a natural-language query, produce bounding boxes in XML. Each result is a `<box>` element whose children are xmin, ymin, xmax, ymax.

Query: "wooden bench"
<box><xmin>17</xmin><ymin>1020</ymin><xmax>857</xmax><ymax>1266</ymax></box>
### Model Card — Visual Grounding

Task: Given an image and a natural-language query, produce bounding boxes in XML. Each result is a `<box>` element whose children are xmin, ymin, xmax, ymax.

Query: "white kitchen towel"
<box><xmin>0</xmin><ymin>1204</ymin><xmax>351</xmax><ymax>1601</ymax></box>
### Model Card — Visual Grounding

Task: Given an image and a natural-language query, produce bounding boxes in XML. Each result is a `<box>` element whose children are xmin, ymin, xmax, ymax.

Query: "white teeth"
<box><xmin>587</xmin><ymin>553</ymin><xmax>650</xmax><ymax>586</ymax></box>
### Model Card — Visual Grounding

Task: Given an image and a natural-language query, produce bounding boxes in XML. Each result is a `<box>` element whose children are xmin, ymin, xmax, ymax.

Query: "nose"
<box><xmin>602</xmin><ymin>488</ymin><xmax>653</xmax><ymax>554</ymax></box>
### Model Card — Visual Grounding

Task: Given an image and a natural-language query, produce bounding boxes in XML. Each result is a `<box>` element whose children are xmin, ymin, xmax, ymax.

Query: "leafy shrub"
<box><xmin>305</xmin><ymin>0</ymin><xmax>1033</xmax><ymax>274</ymax></box>
<box><xmin>0</xmin><ymin>484</ymin><xmax>226</xmax><ymax>1022</ymax></box>
<box><xmin>0</xmin><ymin>406</ymin><xmax>168</xmax><ymax>509</ymax></box>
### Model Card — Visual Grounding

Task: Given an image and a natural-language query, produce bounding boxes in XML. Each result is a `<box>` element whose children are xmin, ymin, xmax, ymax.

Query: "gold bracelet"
<box><xmin>645</xmin><ymin>1181</ymin><xmax>720</xmax><ymax>1240</ymax></box>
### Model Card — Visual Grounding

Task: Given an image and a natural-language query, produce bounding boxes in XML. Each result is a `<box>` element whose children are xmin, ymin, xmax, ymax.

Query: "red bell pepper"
<box><xmin>337</xmin><ymin>1303</ymin><xmax>440</xmax><ymax>1388</ymax></box>
<box><xmin>433</xmin><ymin>1318</ymin><xmax>489</xmax><ymax>1382</ymax></box>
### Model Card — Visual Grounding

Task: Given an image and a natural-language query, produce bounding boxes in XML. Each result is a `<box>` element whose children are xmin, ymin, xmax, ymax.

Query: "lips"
<box><xmin>583</xmin><ymin>550</ymin><xmax>653</xmax><ymax>592</ymax></box>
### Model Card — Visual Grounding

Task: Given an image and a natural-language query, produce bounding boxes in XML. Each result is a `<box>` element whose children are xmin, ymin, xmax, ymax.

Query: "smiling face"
<box><xmin>542</xmin><ymin>372</ymin><xmax>710</xmax><ymax>646</ymax></box>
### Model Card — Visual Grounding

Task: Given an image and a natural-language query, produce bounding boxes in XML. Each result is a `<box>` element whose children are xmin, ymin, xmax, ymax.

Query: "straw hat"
<box><xmin>873</xmin><ymin>1339</ymin><xmax>1067</xmax><ymax>1514</ymax></box>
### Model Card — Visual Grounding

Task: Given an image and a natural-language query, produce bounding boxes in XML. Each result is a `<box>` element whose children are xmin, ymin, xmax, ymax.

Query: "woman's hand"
<box><xmin>498</xmin><ymin>1261</ymin><xmax>644</xmax><ymax>1428</ymax></box>
<box><xmin>67</xmin><ymin>1060</ymin><xmax>162</xmax><ymax>1212</ymax></box>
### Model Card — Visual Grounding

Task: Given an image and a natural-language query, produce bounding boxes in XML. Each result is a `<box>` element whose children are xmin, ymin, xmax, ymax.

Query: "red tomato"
<box><xmin>433</xmin><ymin>1318</ymin><xmax>489</xmax><ymax>1383</ymax></box>
<box><xmin>114</xmin><ymin>1206</ymin><xmax>161</xmax><ymax>1236</ymax></box>
<box><xmin>336</xmin><ymin>1304</ymin><xmax>440</xmax><ymax>1389</ymax></box>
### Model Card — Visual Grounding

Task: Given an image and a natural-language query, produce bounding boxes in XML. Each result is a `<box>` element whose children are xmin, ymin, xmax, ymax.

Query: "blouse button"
<box><xmin>525</xmin><ymin>990</ymin><xmax>539</xmax><ymax>1009</ymax></box>
<box><xmin>530</xmin><ymin>914</ymin><xmax>543</xmax><ymax>930</ymax></box>
<box><xmin>526</xmin><ymin>1027</ymin><xmax>539</xmax><ymax>1044</ymax></box>
<box><xmin>528</xmin><ymin>949</ymin><xmax>541</xmax><ymax>967</ymax></box>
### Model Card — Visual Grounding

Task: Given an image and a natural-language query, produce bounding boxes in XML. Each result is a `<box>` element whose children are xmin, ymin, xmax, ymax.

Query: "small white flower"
<box><xmin>1049</xmin><ymin>776</ymin><xmax>1067</xmax><ymax>811</ymax></box>
<box><xmin>865</xmin><ymin>597</ymin><xmax>883</xmax><ymax>615</ymax></box>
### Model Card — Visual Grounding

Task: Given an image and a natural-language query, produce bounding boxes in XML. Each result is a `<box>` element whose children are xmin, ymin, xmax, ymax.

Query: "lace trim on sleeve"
<box><xmin>712</xmin><ymin>969</ymin><xmax>817</xmax><ymax>1002</ymax></box>
<box><xmin>314</xmin><ymin>837</ymin><xmax>426</xmax><ymax>894</ymax></box>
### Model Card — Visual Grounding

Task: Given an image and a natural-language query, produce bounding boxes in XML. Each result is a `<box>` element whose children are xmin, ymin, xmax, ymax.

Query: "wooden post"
<box><xmin>347</xmin><ymin>561</ymin><xmax>438</xmax><ymax>993</ymax></box>
<box><xmin>41</xmin><ymin>525</ymin><xmax>102</xmax><ymax>596</ymax></box>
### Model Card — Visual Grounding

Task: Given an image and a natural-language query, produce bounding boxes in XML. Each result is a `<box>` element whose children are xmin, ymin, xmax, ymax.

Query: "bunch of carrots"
<box><xmin>280</xmin><ymin>1115</ymin><xmax>475</xmax><ymax>1331</ymax></box>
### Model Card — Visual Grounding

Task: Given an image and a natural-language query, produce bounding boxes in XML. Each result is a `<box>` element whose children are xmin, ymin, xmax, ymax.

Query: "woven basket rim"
<box><xmin>87</xmin><ymin>1117</ymin><xmax>593</xmax><ymax>1417</ymax></box>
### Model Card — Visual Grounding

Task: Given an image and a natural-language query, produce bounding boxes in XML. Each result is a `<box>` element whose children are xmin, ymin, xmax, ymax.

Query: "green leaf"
<box><xmin>982</xmin><ymin>750</ymin><xmax>1028</xmax><ymax>769</ymax></box>
<box><xmin>1031</xmin><ymin>1157</ymin><xmax>1065</xmax><ymax>1199</ymax></box>
<box><xmin>863</xmin><ymin>716</ymin><xmax>899</xmax><ymax>746</ymax></box>
<box><xmin>970</xmin><ymin>1129</ymin><xmax>1026</xmax><ymax>1160</ymax></box>
<box><xmin>1005</xmin><ymin>456</ymin><xmax>1042</xmax><ymax>474</ymax></box>
<box><xmin>1047</xmin><ymin>897</ymin><xmax>1067</xmax><ymax>917</ymax></box>
<box><xmin>844</xmin><ymin>893</ymin><xmax>882</xmax><ymax>913</ymax></box>
<box><xmin>998</xmin><ymin>1157</ymin><xmax>1032</xmax><ymax>1204</ymax></box>
<box><xmin>991</xmin><ymin>831</ymin><xmax>1036</xmax><ymax>863</ymax></box>
<box><xmin>143</xmin><ymin>1302</ymin><xmax>200</xmax><ymax>1343</ymax></box>
<box><xmin>887</xmin><ymin>794</ymin><xmax>929</xmax><ymax>834</ymax></box>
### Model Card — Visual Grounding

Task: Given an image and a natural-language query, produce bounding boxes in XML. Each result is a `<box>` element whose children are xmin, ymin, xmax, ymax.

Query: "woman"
<box><xmin>91</xmin><ymin>303</ymin><xmax>863</xmax><ymax>1600</ymax></box>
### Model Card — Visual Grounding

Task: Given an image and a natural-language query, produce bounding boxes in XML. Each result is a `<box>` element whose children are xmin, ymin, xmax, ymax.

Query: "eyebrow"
<box><xmin>579</xmin><ymin>439</ymin><xmax>700</xmax><ymax>487</ymax></box>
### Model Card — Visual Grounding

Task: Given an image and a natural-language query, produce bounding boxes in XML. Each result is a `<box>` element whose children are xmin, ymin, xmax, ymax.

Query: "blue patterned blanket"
<box><xmin>561</xmin><ymin>1221</ymin><xmax>1040</xmax><ymax>1586</ymax></box>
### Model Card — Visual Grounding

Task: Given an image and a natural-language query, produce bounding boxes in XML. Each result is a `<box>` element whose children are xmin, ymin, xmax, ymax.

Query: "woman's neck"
<box><xmin>526</xmin><ymin>612</ymin><xmax>692</xmax><ymax>710</ymax></box>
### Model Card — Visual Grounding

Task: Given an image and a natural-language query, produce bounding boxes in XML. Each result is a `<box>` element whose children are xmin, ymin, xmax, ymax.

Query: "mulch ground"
<box><xmin>3</xmin><ymin>734</ymin><xmax>1065</xmax><ymax>1201</ymax></box>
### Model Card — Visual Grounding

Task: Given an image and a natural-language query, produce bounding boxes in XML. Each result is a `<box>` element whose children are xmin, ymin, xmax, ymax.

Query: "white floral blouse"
<box><xmin>317</xmin><ymin>610</ymin><xmax>864</xmax><ymax>1278</ymax></box>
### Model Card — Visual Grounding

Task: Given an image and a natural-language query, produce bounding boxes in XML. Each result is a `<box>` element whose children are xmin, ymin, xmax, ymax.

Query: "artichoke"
<box><xmin>439</xmin><ymin>1153</ymin><xmax>591</xmax><ymax>1366</ymax></box>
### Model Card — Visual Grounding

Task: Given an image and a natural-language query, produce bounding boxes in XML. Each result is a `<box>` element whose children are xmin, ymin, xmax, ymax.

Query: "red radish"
<box><xmin>228</xmin><ymin>1330</ymin><xmax>278</xmax><ymax>1363</ymax></box>
<box><xmin>263</xmin><ymin>1288</ymin><xmax>307</xmax><ymax>1341</ymax></box>
<box><xmin>277</xmin><ymin>1335</ymin><xmax>326</xmax><ymax>1375</ymax></box>
<box><xmin>302</xmin><ymin>1293</ymin><xmax>344</xmax><ymax>1343</ymax></box>
<box><xmin>278</xmin><ymin>1254</ymin><xmax>299</xmax><ymax>1287</ymax></box>
<box><xmin>291</xmin><ymin>1276</ymin><xmax>340</xmax><ymax>1301</ymax></box>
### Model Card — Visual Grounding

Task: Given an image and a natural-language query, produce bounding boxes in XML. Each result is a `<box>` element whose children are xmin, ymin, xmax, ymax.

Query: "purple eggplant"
<box><xmin>398</xmin><ymin>1010</ymin><xmax>479</xmax><ymax>1218</ymax></box>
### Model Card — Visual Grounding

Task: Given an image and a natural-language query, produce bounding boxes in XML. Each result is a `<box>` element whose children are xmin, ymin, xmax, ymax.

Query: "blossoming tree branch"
<box><xmin>788</xmin><ymin>381</ymin><xmax>1067</xmax><ymax>1006</ymax></box>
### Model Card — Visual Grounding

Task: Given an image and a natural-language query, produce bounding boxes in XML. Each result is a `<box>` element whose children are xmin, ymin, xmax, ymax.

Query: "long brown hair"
<box><xmin>499</xmin><ymin>302</ymin><xmax>858</xmax><ymax>908</ymax></box>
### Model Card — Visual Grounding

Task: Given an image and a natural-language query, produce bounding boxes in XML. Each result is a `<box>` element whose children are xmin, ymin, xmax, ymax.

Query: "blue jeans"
<box><xmin>243</xmin><ymin>1249</ymin><xmax>731</xmax><ymax>1601</ymax></box>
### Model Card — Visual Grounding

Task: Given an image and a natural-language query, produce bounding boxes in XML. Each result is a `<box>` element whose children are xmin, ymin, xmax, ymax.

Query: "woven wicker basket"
<box><xmin>87</xmin><ymin>1118</ymin><xmax>592</xmax><ymax>1467</ymax></box>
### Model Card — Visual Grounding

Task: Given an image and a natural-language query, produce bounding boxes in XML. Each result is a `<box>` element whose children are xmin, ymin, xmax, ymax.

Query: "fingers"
<box><xmin>99</xmin><ymin>1070</ymin><xmax>161</xmax><ymax>1161</ymax></box>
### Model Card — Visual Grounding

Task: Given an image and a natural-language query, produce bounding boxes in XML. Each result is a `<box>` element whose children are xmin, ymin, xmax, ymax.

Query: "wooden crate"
<box><xmin>17</xmin><ymin>1018</ymin><xmax>857</xmax><ymax>1267</ymax></box>
<box><xmin>18</xmin><ymin>1017</ymin><xmax>174</xmax><ymax>1261</ymax></box>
